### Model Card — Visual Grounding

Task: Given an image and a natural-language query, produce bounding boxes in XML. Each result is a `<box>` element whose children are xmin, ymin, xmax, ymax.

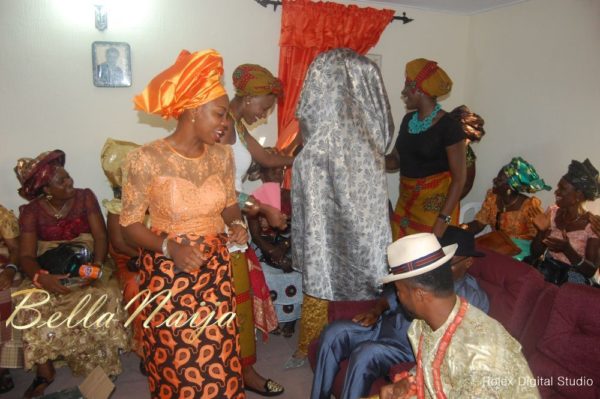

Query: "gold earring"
<box><xmin>46</xmin><ymin>194</ymin><xmax>53</xmax><ymax>201</ymax></box>
<box><xmin>191</xmin><ymin>111</ymin><xmax>196</xmax><ymax>123</ymax></box>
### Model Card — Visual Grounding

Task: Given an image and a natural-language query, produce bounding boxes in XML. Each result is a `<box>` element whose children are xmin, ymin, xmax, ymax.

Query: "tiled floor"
<box><xmin>6</xmin><ymin>329</ymin><xmax>313</xmax><ymax>398</ymax></box>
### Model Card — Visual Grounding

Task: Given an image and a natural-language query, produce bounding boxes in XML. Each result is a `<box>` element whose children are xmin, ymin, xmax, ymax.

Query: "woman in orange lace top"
<box><xmin>120</xmin><ymin>49</ymin><xmax>247</xmax><ymax>399</ymax></box>
<box><xmin>463</xmin><ymin>157</ymin><xmax>549</xmax><ymax>260</ymax></box>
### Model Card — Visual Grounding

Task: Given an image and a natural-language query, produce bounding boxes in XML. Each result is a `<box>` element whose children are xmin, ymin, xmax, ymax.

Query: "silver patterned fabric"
<box><xmin>292</xmin><ymin>48</ymin><xmax>394</xmax><ymax>301</ymax></box>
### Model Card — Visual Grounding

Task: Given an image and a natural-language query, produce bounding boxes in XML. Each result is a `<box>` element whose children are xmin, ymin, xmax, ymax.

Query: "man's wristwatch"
<box><xmin>438</xmin><ymin>214</ymin><xmax>452</xmax><ymax>225</ymax></box>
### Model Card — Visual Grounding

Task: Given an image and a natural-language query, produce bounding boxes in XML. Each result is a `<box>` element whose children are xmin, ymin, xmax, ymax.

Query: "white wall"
<box><xmin>0</xmin><ymin>0</ymin><xmax>282</xmax><ymax>212</ymax></box>
<box><xmin>3</xmin><ymin>0</ymin><xmax>599</xmax><ymax>216</ymax></box>
<box><xmin>0</xmin><ymin>0</ymin><xmax>471</xmax><ymax>214</ymax></box>
<box><xmin>464</xmin><ymin>0</ymin><xmax>600</xmax><ymax>213</ymax></box>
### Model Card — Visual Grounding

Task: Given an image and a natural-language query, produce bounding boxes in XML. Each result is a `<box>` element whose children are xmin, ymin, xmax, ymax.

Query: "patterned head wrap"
<box><xmin>564</xmin><ymin>159</ymin><xmax>600</xmax><ymax>201</ymax></box>
<box><xmin>502</xmin><ymin>157</ymin><xmax>551</xmax><ymax>194</ymax></box>
<box><xmin>449</xmin><ymin>105</ymin><xmax>485</xmax><ymax>143</ymax></box>
<box><xmin>405</xmin><ymin>58</ymin><xmax>452</xmax><ymax>98</ymax></box>
<box><xmin>133</xmin><ymin>49</ymin><xmax>227</xmax><ymax>119</ymax></box>
<box><xmin>232</xmin><ymin>64</ymin><xmax>283</xmax><ymax>98</ymax></box>
<box><xmin>100</xmin><ymin>138</ymin><xmax>140</xmax><ymax>188</ymax></box>
<box><xmin>14</xmin><ymin>150</ymin><xmax>66</xmax><ymax>200</ymax></box>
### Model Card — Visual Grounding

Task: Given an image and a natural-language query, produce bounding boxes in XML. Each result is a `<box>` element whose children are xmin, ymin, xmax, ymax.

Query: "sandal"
<box><xmin>246</xmin><ymin>379</ymin><xmax>285</xmax><ymax>397</ymax></box>
<box><xmin>23</xmin><ymin>375</ymin><xmax>54</xmax><ymax>398</ymax></box>
<box><xmin>0</xmin><ymin>370</ymin><xmax>14</xmax><ymax>394</ymax></box>
<box><xmin>281</xmin><ymin>322</ymin><xmax>295</xmax><ymax>338</ymax></box>
<box><xmin>270</xmin><ymin>326</ymin><xmax>282</xmax><ymax>336</ymax></box>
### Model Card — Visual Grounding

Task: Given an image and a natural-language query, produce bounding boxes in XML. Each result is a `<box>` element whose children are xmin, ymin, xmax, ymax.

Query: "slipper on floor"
<box><xmin>283</xmin><ymin>356</ymin><xmax>306</xmax><ymax>369</ymax></box>
<box><xmin>0</xmin><ymin>370</ymin><xmax>14</xmax><ymax>394</ymax></box>
<box><xmin>246</xmin><ymin>379</ymin><xmax>285</xmax><ymax>397</ymax></box>
<box><xmin>281</xmin><ymin>325</ymin><xmax>295</xmax><ymax>338</ymax></box>
<box><xmin>23</xmin><ymin>375</ymin><xmax>54</xmax><ymax>399</ymax></box>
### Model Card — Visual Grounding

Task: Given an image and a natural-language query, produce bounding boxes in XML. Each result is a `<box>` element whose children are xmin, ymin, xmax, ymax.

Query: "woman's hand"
<box><xmin>262</xmin><ymin>204</ymin><xmax>288</xmax><ymax>230</ymax></box>
<box><xmin>529</xmin><ymin>207</ymin><xmax>550</xmax><ymax>232</ymax></box>
<box><xmin>243</xmin><ymin>196</ymin><xmax>261</xmax><ymax>217</ymax></box>
<box><xmin>228</xmin><ymin>224</ymin><xmax>248</xmax><ymax>246</ymax></box>
<box><xmin>170</xmin><ymin>242</ymin><xmax>206</xmax><ymax>273</ymax></box>
<box><xmin>38</xmin><ymin>273</ymin><xmax>71</xmax><ymax>295</ymax></box>
<box><xmin>432</xmin><ymin>218</ymin><xmax>448</xmax><ymax>238</ymax></box>
<box><xmin>543</xmin><ymin>230</ymin><xmax>574</xmax><ymax>255</ymax></box>
<box><xmin>379</xmin><ymin>378</ymin><xmax>412</xmax><ymax>399</ymax></box>
<box><xmin>0</xmin><ymin>268</ymin><xmax>16</xmax><ymax>290</ymax></box>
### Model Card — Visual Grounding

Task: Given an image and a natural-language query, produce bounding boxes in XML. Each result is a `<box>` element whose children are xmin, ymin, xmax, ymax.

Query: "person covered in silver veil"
<box><xmin>289</xmin><ymin>48</ymin><xmax>394</xmax><ymax>366</ymax></box>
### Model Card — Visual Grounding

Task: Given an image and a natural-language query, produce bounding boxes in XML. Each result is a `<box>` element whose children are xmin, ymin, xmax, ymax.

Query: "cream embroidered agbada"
<box><xmin>408</xmin><ymin>297</ymin><xmax>540</xmax><ymax>398</ymax></box>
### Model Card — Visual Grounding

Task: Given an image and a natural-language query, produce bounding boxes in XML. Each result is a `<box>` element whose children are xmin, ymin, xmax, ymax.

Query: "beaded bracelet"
<box><xmin>4</xmin><ymin>263</ymin><xmax>18</xmax><ymax>272</ymax></box>
<box><xmin>161</xmin><ymin>237</ymin><xmax>172</xmax><ymax>259</ymax></box>
<box><xmin>33</xmin><ymin>269</ymin><xmax>49</xmax><ymax>288</ymax></box>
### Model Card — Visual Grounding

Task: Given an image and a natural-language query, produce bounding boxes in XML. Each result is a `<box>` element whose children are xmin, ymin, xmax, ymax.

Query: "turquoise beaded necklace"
<box><xmin>408</xmin><ymin>103</ymin><xmax>442</xmax><ymax>134</ymax></box>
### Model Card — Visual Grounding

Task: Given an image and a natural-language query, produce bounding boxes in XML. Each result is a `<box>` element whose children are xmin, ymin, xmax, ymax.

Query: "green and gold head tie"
<box><xmin>503</xmin><ymin>157</ymin><xmax>551</xmax><ymax>194</ymax></box>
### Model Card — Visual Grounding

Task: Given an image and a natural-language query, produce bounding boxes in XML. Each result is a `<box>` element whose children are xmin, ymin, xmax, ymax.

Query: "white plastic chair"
<box><xmin>459</xmin><ymin>201</ymin><xmax>482</xmax><ymax>224</ymax></box>
<box><xmin>460</xmin><ymin>201</ymin><xmax>491</xmax><ymax>237</ymax></box>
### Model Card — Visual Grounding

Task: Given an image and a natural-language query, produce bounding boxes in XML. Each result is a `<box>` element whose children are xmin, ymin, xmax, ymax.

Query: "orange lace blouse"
<box><xmin>475</xmin><ymin>189</ymin><xmax>543</xmax><ymax>240</ymax></box>
<box><xmin>120</xmin><ymin>139</ymin><xmax>237</xmax><ymax>236</ymax></box>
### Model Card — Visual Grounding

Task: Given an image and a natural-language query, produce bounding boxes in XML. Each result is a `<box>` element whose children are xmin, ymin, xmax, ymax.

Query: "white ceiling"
<box><xmin>361</xmin><ymin>0</ymin><xmax>529</xmax><ymax>15</ymax></box>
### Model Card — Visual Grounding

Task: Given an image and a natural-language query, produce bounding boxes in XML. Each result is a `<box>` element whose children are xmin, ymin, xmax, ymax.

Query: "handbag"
<box><xmin>475</xmin><ymin>230</ymin><xmax>522</xmax><ymax>257</ymax></box>
<box><xmin>37</xmin><ymin>242</ymin><xmax>92</xmax><ymax>275</ymax></box>
<box><xmin>532</xmin><ymin>253</ymin><xmax>570</xmax><ymax>286</ymax></box>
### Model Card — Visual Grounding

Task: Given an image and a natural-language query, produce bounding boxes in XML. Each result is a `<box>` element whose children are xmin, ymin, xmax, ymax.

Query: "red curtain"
<box><xmin>276</xmin><ymin>0</ymin><xmax>394</xmax><ymax>158</ymax></box>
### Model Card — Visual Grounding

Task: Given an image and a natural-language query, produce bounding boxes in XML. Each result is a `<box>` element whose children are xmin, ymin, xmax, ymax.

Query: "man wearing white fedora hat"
<box><xmin>311</xmin><ymin>227</ymin><xmax>490</xmax><ymax>399</ymax></box>
<box><xmin>378</xmin><ymin>232</ymin><xmax>539</xmax><ymax>399</ymax></box>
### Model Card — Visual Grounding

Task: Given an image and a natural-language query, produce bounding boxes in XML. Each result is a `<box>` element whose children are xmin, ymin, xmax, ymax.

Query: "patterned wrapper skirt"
<box><xmin>110</xmin><ymin>245</ymin><xmax>144</xmax><ymax>358</ymax></box>
<box><xmin>139</xmin><ymin>233</ymin><xmax>244</xmax><ymax>399</ymax></box>
<box><xmin>391</xmin><ymin>171</ymin><xmax>459</xmax><ymax>239</ymax></box>
<box><xmin>0</xmin><ymin>260</ymin><xmax>23</xmax><ymax>369</ymax></box>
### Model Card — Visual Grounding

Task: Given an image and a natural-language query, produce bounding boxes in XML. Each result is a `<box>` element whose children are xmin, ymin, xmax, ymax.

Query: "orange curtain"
<box><xmin>276</xmin><ymin>0</ymin><xmax>394</xmax><ymax>157</ymax></box>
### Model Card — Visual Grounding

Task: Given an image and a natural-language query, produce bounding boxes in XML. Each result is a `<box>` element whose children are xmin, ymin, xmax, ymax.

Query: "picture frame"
<box><xmin>92</xmin><ymin>41</ymin><xmax>132</xmax><ymax>87</ymax></box>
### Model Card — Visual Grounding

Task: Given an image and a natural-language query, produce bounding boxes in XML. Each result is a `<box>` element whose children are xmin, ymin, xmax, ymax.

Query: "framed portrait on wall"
<box><xmin>92</xmin><ymin>41</ymin><xmax>132</xmax><ymax>87</ymax></box>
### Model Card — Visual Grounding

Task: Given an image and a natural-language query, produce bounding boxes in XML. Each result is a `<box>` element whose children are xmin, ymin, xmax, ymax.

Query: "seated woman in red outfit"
<box><xmin>14</xmin><ymin>150</ymin><xmax>128</xmax><ymax>398</ymax></box>
<box><xmin>121</xmin><ymin>49</ymin><xmax>247</xmax><ymax>399</ymax></box>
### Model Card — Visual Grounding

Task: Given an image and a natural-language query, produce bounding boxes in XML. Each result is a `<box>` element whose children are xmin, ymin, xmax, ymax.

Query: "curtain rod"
<box><xmin>254</xmin><ymin>0</ymin><xmax>414</xmax><ymax>24</ymax></box>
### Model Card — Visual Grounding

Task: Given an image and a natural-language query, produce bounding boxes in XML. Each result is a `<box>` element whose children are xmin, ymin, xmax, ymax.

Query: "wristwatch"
<box><xmin>438</xmin><ymin>214</ymin><xmax>452</xmax><ymax>225</ymax></box>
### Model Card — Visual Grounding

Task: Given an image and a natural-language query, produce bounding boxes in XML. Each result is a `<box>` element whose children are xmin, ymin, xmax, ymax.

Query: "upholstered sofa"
<box><xmin>308</xmin><ymin>248</ymin><xmax>600</xmax><ymax>398</ymax></box>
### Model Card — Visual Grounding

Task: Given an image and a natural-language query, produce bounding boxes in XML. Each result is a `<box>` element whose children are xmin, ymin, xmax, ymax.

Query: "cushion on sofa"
<box><xmin>327</xmin><ymin>299</ymin><xmax>378</xmax><ymax>323</ymax></box>
<box><xmin>527</xmin><ymin>283</ymin><xmax>600</xmax><ymax>399</ymax></box>
<box><xmin>468</xmin><ymin>248</ymin><xmax>546</xmax><ymax>339</ymax></box>
<box><xmin>519</xmin><ymin>284</ymin><xmax>559</xmax><ymax>357</ymax></box>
